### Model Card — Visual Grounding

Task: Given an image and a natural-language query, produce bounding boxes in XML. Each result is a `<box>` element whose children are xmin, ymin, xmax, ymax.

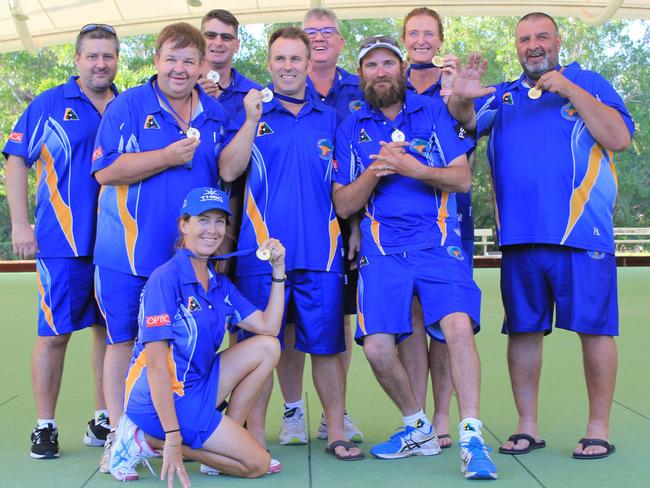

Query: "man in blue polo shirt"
<box><xmin>91</xmin><ymin>22</ymin><xmax>228</xmax><ymax>475</ymax></box>
<box><xmin>449</xmin><ymin>12</ymin><xmax>634</xmax><ymax>460</ymax></box>
<box><xmin>3</xmin><ymin>24</ymin><xmax>119</xmax><ymax>459</ymax></box>
<box><xmin>218</xmin><ymin>26</ymin><xmax>363</xmax><ymax>462</ymax></box>
<box><xmin>272</xmin><ymin>7</ymin><xmax>365</xmax><ymax>447</ymax></box>
<box><xmin>333</xmin><ymin>35</ymin><xmax>497</xmax><ymax>479</ymax></box>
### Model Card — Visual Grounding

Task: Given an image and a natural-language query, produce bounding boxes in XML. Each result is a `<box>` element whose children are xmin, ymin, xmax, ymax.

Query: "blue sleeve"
<box><xmin>222</xmin><ymin>109</ymin><xmax>245</xmax><ymax>146</ymax></box>
<box><xmin>434</xmin><ymin>104</ymin><xmax>475</xmax><ymax>164</ymax></box>
<box><xmin>221</xmin><ymin>277</ymin><xmax>258</xmax><ymax>332</ymax></box>
<box><xmin>138</xmin><ymin>271</ymin><xmax>179</xmax><ymax>344</ymax></box>
<box><xmin>586</xmin><ymin>72</ymin><xmax>635</xmax><ymax>138</ymax></box>
<box><xmin>333</xmin><ymin>120</ymin><xmax>355</xmax><ymax>186</ymax></box>
<box><xmin>474</xmin><ymin>87</ymin><xmax>500</xmax><ymax>139</ymax></box>
<box><xmin>92</xmin><ymin>95</ymin><xmax>134</xmax><ymax>174</ymax></box>
<box><xmin>2</xmin><ymin>93</ymin><xmax>50</xmax><ymax>166</ymax></box>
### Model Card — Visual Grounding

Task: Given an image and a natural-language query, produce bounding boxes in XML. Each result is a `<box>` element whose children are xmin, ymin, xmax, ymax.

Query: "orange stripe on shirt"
<box><xmin>40</xmin><ymin>145</ymin><xmax>78</xmax><ymax>255</ymax></box>
<box><xmin>436</xmin><ymin>192</ymin><xmax>449</xmax><ymax>245</ymax></box>
<box><xmin>561</xmin><ymin>144</ymin><xmax>604</xmax><ymax>244</ymax></box>
<box><xmin>124</xmin><ymin>350</ymin><xmax>147</xmax><ymax>409</ymax></box>
<box><xmin>326</xmin><ymin>218</ymin><xmax>341</xmax><ymax>272</ymax></box>
<box><xmin>36</xmin><ymin>269</ymin><xmax>58</xmax><ymax>335</ymax></box>
<box><xmin>116</xmin><ymin>186</ymin><xmax>139</xmax><ymax>275</ymax></box>
<box><xmin>365</xmin><ymin>208</ymin><xmax>386</xmax><ymax>255</ymax></box>
<box><xmin>167</xmin><ymin>346</ymin><xmax>185</xmax><ymax>397</ymax></box>
<box><xmin>245</xmin><ymin>192</ymin><xmax>270</xmax><ymax>245</ymax></box>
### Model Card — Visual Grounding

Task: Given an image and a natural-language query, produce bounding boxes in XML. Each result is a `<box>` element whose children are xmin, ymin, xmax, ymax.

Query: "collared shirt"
<box><xmin>227</xmin><ymin>86</ymin><xmax>343</xmax><ymax>276</ymax></box>
<box><xmin>405</xmin><ymin>66</ymin><xmax>443</xmax><ymax>98</ymax></box>
<box><xmin>475</xmin><ymin>62</ymin><xmax>635</xmax><ymax>253</ymax></box>
<box><xmin>306</xmin><ymin>66</ymin><xmax>365</xmax><ymax>123</ymax></box>
<box><xmin>334</xmin><ymin>91</ymin><xmax>475</xmax><ymax>256</ymax></box>
<box><xmin>92</xmin><ymin>75</ymin><xmax>229</xmax><ymax>277</ymax></box>
<box><xmin>123</xmin><ymin>248</ymin><xmax>257</xmax><ymax>415</ymax></box>
<box><xmin>3</xmin><ymin>76</ymin><xmax>118</xmax><ymax>258</ymax></box>
<box><xmin>213</xmin><ymin>67</ymin><xmax>261</xmax><ymax>116</ymax></box>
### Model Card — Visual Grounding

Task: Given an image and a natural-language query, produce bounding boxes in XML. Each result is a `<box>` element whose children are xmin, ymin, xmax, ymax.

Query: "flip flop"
<box><xmin>438</xmin><ymin>434</ymin><xmax>452</xmax><ymax>449</ymax></box>
<box><xmin>498</xmin><ymin>433</ymin><xmax>546</xmax><ymax>455</ymax></box>
<box><xmin>325</xmin><ymin>440</ymin><xmax>365</xmax><ymax>461</ymax></box>
<box><xmin>573</xmin><ymin>438</ymin><xmax>616</xmax><ymax>460</ymax></box>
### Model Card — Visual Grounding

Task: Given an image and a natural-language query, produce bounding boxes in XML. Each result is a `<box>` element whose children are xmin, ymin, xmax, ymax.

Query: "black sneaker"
<box><xmin>83</xmin><ymin>415</ymin><xmax>110</xmax><ymax>447</ymax></box>
<box><xmin>31</xmin><ymin>424</ymin><xmax>59</xmax><ymax>459</ymax></box>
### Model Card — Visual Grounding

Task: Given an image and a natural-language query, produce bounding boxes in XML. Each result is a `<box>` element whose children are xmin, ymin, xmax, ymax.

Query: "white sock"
<box><xmin>403</xmin><ymin>410</ymin><xmax>431</xmax><ymax>430</ymax></box>
<box><xmin>284</xmin><ymin>399</ymin><xmax>304</xmax><ymax>411</ymax></box>
<box><xmin>134</xmin><ymin>428</ymin><xmax>157</xmax><ymax>457</ymax></box>
<box><xmin>37</xmin><ymin>419</ymin><xmax>56</xmax><ymax>429</ymax></box>
<box><xmin>95</xmin><ymin>409</ymin><xmax>109</xmax><ymax>424</ymax></box>
<box><xmin>458</xmin><ymin>417</ymin><xmax>483</xmax><ymax>443</ymax></box>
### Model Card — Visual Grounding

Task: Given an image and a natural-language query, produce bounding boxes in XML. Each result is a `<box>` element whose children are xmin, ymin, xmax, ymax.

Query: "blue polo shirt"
<box><xmin>306</xmin><ymin>66</ymin><xmax>364</xmax><ymax>123</ymax></box>
<box><xmin>406</xmin><ymin>66</ymin><xmax>474</xmax><ymax>243</ymax></box>
<box><xmin>123</xmin><ymin>248</ymin><xmax>257</xmax><ymax>415</ymax></box>
<box><xmin>334</xmin><ymin>91</ymin><xmax>474</xmax><ymax>256</ymax></box>
<box><xmin>214</xmin><ymin>67</ymin><xmax>261</xmax><ymax>116</ymax></box>
<box><xmin>475</xmin><ymin>62</ymin><xmax>635</xmax><ymax>253</ymax></box>
<box><xmin>228</xmin><ymin>88</ymin><xmax>343</xmax><ymax>276</ymax></box>
<box><xmin>2</xmin><ymin>76</ymin><xmax>118</xmax><ymax>258</ymax></box>
<box><xmin>92</xmin><ymin>75</ymin><xmax>228</xmax><ymax>277</ymax></box>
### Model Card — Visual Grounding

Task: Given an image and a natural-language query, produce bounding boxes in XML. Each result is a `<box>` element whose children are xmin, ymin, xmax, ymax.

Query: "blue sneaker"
<box><xmin>460</xmin><ymin>436</ymin><xmax>498</xmax><ymax>480</ymax></box>
<box><xmin>370</xmin><ymin>425</ymin><xmax>440</xmax><ymax>459</ymax></box>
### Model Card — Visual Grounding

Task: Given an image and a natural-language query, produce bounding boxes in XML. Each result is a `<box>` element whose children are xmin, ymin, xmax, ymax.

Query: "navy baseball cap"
<box><xmin>180</xmin><ymin>187</ymin><xmax>232</xmax><ymax>217</ymax></box>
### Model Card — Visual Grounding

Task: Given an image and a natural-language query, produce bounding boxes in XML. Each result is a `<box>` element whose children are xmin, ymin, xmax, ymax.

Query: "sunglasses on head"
<box><xmin>203</xmin><ymin>31</ymin><xmax>237</xmax><ymax>42</ymax></box>
<box><xmin>303</xmin><ymin>27</ymin><xmax>339</xmax><ymax>38</ymax></box>
<box><xmin>80</xmin><ymin>24</ymin><xmax>116</xmax><ymax>35</ymax></box>
<box><xmin>360</xmin><ymin>35</ymin><xmax>399</xmax><ymax>49</ymax></box>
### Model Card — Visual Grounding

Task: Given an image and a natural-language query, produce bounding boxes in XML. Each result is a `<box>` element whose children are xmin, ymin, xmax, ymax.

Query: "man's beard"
<box><xmin>361</xmin><ymin>75</ymin><xmax>406</xmax><ymax>109</ymax></box>
<box><xmin>521</xmin><ymin>49</ymin><xmax>558</xmax><ymax>81</ymax></box>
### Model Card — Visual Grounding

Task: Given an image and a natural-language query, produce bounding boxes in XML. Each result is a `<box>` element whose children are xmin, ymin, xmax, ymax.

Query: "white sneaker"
<box><xmin>200</xmin><ymin>457</ymin><xmax>282</xmax><ymax>476</ymax></box>
<box><xmin>98</xmin><ymin>432</ymin><xmax>114</xmax><ymax>473</ymax></box>
<box><xmin>278</xmin><ymin>407</ymin><xmax>307</xmax><ymax>445</ymax></box>
<box><xmin>317</xmin><ymin>413</ymin><xmax>364</xmax><ymax>443</ymax></box>
<box><xmin>109</xmin><ymin>415</ymin><xmax>156</xmax><ymax>482</ymax></box>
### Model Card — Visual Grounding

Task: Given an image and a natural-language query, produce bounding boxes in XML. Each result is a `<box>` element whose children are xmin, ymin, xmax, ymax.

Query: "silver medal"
<box><xmin>391</xmin><ymin>129</ymin><xmax>405</xmax><ymax>142</ymax></box>
<box><xmin>261</xmin><ymin>87</ymin><xmax>274</xmax><ymax>103</ymax></box>
<box><xmin>206</xmin><ymin>70</ymin><xmax>220</xmax><ymax>84</ymax></box>
<box><xmin>186</xmin><ymin>127</ymin><xmax>201</xmax><ymax>140</ymax></box>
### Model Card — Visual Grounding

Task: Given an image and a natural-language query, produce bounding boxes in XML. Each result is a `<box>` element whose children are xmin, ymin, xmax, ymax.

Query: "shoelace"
<box><xmin>459</xmin><ymin>439</ymin><xmax>493</xmax><ymax>460</ymax></box>
<box><xmin>33</xmin><ymin>427</ymin><xmax>56</xmax><ymax>444</ymax></box>
<box><xmin>121</xmin><ymin>456</ymin><xmax>156</xmax><ymax>483</ymax></box>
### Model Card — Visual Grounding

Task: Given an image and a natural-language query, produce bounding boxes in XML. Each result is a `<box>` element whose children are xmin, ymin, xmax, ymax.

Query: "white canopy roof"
<box><xmin>2</xmin><ymin>0</ymin><xmax>648</xmax><ymax>53</ymax></box>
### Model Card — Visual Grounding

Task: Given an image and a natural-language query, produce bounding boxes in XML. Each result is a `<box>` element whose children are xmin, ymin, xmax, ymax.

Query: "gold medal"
<box><xmin>207</xmin><ymin>71</ymin><xmax>220</xmax><ymax>84</ymax></box>
<box><xmin>256</xmin><ymin>248</ymin><xmax>271</xmax><ymax>261</ymax></box>
<box><xmin>186</xmin><ymin>127</ymin><xmax>200</xmax><ymax>140</ymax></box>
<box><xmin>391</xmin><ymin>129</ymin><xmax>405</xmax><ymax>142</ymax></box>
<box><xmin>528</xmin><ymin>87</ymin><xmax>542</xmax><ymax>100</ymax></box>
<box><xmin>432</xmin><ymin>55</ymin><xmax>444</xmax><ymax>68</ymax></box>
<box><xmin>261</xmin><ymin>87</ymin><xmax>274</xmax><ymax>103</ymax></box>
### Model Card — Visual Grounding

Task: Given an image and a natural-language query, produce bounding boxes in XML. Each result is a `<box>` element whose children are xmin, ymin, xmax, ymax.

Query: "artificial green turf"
<box><xmin>0</xmin><ymin>269</ymin><xmax>648</xmax><ymax>487</ymax></box>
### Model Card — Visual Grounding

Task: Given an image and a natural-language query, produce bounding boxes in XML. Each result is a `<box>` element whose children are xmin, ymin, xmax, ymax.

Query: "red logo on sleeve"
<box><xmin>145</xmin><ymin>314</ymin><xmax>171</xmax><ymax>327</ymax></box>
<box><xmin>92</xmin><ymin>146</ymin><xmax>103</xmax><ymax>161</ymax></box>
<box><xmin>9</xmin><ymin>131</ymin><xmax>24</xmax><ymax>143</ymax></box>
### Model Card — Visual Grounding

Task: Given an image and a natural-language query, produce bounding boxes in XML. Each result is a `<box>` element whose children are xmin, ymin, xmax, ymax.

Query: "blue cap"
<box><xmin>179</xmin><ymin>187</ymin><xmax>231</xmax><ymax>217</ymax></box>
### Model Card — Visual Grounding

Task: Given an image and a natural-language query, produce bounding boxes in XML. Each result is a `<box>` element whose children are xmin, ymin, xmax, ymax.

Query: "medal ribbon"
<box><xmin>273</xmin><ymin>91</ymin><xmax>308</xmax><ymax>104</ymax></box>
<box><xmin>409</xmin><ymin>63</ymin><xmax>435</xmax><ymax>70</ymax></box>
<box><xmin>153</xmin><ymin>80</ymin><xmax>193</xmax><ymax>132</ymax></box>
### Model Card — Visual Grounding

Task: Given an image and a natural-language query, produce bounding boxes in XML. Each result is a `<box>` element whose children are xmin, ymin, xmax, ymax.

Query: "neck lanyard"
<box><xmin>154</xmin><ymin>80</ymin><xmax>193</xmax><ymax>131</ymax></box>
<box><xmin>273</xmin><ymin>91</ymin><xmax>307</xmax><ymax>104</ymax></box>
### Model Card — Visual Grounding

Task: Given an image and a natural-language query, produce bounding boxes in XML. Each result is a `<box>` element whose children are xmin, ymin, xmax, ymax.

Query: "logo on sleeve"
<box><xmin>63</xmin><ymin>108</ymin><xmax>79</xmax><ymax>121</ymax></box>
<box><xmin>187</xmin><ymin>296</ymin><xmax>202</xmax><ymax>312</ymax></box>
<box><xmin>145</xmin><ymin>314</ymin><xmax>171</xmax><ymax>327</ymax></box>
<box><xmin>92</xmin><ymin>146</ymin><xmax>103</xmax><ymax>161</ymax></box>
<box><xmin>349</xmin><ymin>100</ymin><xmax>364</xmax><ymax>112</ymax></box>
<box><xmin>9</xmin><ymin>131</ymin><xmax>24</xmax><ymax>143</ymax></box>
<box><xmin>358</xmin><ymin>128</ymin><xmax>372</xmax><ymax>143</ymax></box>
<box><xmin>144</xmin><ymin>115</ymin><xmax>160</xmax><ymax>129</ymax></box>
<box><xmin>561</xmin><ymin>102</ymin><xmax>579</xmax><ymax>121</ymax></box>
<box><xmin>257</xmin><ymin>122</ymin><xmax>274</xmax><ymax>137</ymax></box>
<box><xmin>317</xmin><ymin>139</ymin><xmax>333</xmax><ymax>160</ymax></box>
<box><xmin>502</xmin><ymin>92</ymin><xmax>514</xmax><ymax>105</ymax></box>
<box><xmin>447</xmin><ymin>245</ymin><xmax>465</xmax><ymax>261</ymax></box>
<box><xmin>454</xmin><ymin>123</ymin><xmax>467</xmax><ymax>140</ymax></box>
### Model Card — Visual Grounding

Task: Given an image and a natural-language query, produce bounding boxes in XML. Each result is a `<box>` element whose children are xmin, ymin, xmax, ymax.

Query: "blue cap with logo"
<box><xmin>180</xmin><ymin>187</ymin><xmax>231</xmax><ymax>217</ymax></box>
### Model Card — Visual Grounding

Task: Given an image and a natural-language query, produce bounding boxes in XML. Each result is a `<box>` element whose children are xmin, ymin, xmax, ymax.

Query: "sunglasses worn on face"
<box><xmin>303</xmin><ymin>27</ymin><xmax>339</xmax><ymax>38</ymax></box>
<box><xmin>80</xmin><ymin>24</ymin><xmax>116</xmax><ymax>35</ymax></box>
<box><xmin>203</xmin><ymin>31</ymin><xmax>237</xmax><ymax>42</ymax></box>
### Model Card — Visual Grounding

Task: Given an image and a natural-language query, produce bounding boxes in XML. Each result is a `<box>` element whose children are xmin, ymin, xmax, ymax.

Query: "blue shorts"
<box><xmin>127</xmin><ymin>354</ymin><xmax>223</xmax><ymax>449</ymax></box>
<box><xmin>501</xmin><ymin>245</ymin><xmax>618</xmax><ymax>336</ymax></box>
<box><xmin>94</xmin><ymin>266</ymin><xmax>147</xmax><ymax>344</ymax></box>
<box><xmin>356</xmin><ymin>246</ymin><xmax>481</xmax><ymax>344</ymax></box>
<box><xmin>237</xmin><ymin>270</ymin><xmax>345</xmax><ymax>355</ymax></box>
<box><xmin>35</xmin><ymin>257</ymin><xmax>101</xmax><ymax>336</ymax></box>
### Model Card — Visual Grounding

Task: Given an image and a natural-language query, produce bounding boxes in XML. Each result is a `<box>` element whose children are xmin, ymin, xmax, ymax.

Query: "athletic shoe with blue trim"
<box><xmin>460</xmin><ymin>436</ymin><xmax>498</xmax><ymax>480</ymax></box>
<box><xmin>109</xmin><ymin>415</ymin><xmax>156</xmax><ymax>482</ymax></box>
<box><xmin>370</xmin><ymin>425</ymin><xmax>440</xmax><ymax>459</ymax></box>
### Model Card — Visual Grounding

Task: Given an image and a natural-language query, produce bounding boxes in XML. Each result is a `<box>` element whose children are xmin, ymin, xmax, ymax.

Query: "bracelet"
<box><xmin>271</xmin><ymin>275</ymin><xmax>286</xmax><ymax>283</ymax></box>
<box><xmin>164</xmin><ymin>428</ymin><xmax>181</xmax><ymax>434</ymax></box>
<box><xmin>165</xmin><ymin>439</ymin><xmax>183</xmax><ymax>448</ymax></box>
